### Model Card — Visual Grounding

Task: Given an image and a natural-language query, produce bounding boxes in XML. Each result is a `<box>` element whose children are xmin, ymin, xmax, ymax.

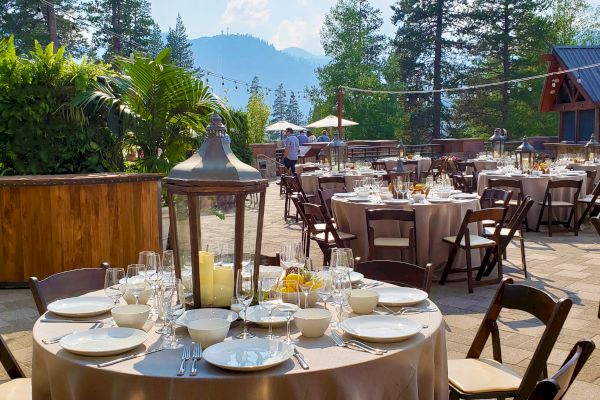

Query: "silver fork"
<box><xmin>177</xmin><ymin>345</ymin><xmax>191</xmax><ymax>376</ymax></box>
<box><xmin>189</xmin><ymin>342</ymin><xmax>202</xmax><ymax>376</ymax></box>
<box><xmin>330</xmin><ymin>331</ymin><xmax>384</xmax><ymax>355</ymax></box>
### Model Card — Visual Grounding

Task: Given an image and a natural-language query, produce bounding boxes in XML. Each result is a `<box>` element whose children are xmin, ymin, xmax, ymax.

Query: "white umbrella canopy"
<box><xmin>265</xmin><ymin>120</ymin><xmax>305</xmax><ymax>131</ymax></box>
<box><xmin>306</xmin><ymin>115</ymin><xmax>359</xmax><ymax>128</ymax></box>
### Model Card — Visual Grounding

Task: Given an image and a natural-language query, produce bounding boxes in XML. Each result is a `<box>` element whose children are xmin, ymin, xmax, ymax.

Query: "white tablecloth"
<box><xmin>32</xmin><ymin>288</ymin><xmax>448</xmax><ymax>400</ymax></box>
<box><xmin>378</xmin><ymin>158</ymin><xmax>432</xmax><ymax>182</ymax></box>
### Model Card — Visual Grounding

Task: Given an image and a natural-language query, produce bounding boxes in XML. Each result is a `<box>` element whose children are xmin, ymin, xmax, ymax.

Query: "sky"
<box><xmin>149</xmin><ymin>0</ymin><xmax>397</xmax><ymax>55</ymax></box>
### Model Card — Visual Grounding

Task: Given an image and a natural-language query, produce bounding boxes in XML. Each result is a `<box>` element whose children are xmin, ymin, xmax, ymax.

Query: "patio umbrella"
<box><xmin>306</xmin><ymin>115</ymin><xmax>358</xmax><ymax>128</ymax></box>
<box><xmin>265</xmin><ymin>120</ymin><xmax>305</xmax><ymax>131</ymax></box>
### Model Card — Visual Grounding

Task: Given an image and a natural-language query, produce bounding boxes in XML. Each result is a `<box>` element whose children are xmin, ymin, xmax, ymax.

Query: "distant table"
<box><xmin>32</xmin><ymin>288</ymin><xmax>448</xmax><ymax>400</ymax></box>
<box><xmin>377</xmin><ymin>157</ymin><xmax>432</xmax><ymax>181</ymax></box>
<box><xmin>568</xmin><ymin>164</ymin><xmax>600</xmax><ymax>187</ymax></box>
<box><xmin>300</xmin><ymin>171</ymin><xmax>388</xmax><ymax>195</ymax></box>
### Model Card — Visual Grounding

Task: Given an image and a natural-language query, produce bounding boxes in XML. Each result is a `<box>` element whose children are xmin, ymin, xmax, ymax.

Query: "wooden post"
<box><xmin>45</xmin><ymin>1</ymin><xmax>59</xmax><ymax>51</ymax></box>
<box><xmin>337</xmin><ymin>86</ymin><xmax>343</xmax><ymax>140</ymax></box>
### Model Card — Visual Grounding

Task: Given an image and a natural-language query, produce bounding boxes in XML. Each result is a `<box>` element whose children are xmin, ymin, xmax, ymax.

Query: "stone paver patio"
<box><xmin>1</xmin><ymin>179</ymin><xmax>599</xmax><ymax>398</ymax></box>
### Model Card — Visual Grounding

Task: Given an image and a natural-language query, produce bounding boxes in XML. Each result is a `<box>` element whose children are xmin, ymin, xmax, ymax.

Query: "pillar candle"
<box><xmin>212</xmin><ymin>265</ymin><xmax>234</xmax><ymax>307</ymax></box>
<box><xmin>198</xmin><ymin>251</ymin><xmax>214</xmax><ymax>305</ymax></box>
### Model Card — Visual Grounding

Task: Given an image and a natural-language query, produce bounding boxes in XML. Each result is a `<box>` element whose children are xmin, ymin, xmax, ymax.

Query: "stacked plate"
<box><xmin>340</xmin><ymin>315</ymin><xmax>422</xmax><ymax>343</ymax></box>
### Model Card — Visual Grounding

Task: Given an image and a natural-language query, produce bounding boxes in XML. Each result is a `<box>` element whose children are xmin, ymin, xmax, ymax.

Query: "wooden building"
<box><xmin>540</xmin><ymin>46</ymin><xmax>600</xmax><ymax>143</ymax></box>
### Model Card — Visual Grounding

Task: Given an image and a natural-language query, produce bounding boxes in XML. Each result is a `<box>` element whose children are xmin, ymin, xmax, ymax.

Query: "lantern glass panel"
<box><xmin>243</xmin><ymin>193</ymin><xmax>260</xmax><ymax>267</ymax></box>
<box><xmin>492</xmin><ymin>141</ymin><xmax>503</xmax><ymax>159</ymax></box>
<box><xmin>172</xmin><ymin>194</ymin><xmax>193</xmax><ymax>292</ymax></box>
<box><xmin>327</xmin><ymin>141</ymin><xmax>348</xmax><ymax>173</ymax></box>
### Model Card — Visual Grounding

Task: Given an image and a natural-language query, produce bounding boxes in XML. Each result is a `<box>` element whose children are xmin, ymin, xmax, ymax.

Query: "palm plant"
<box><xmin>73</xmin><ymin>48</ymin><xmax>229</xmax><ymax>173</ymax></box>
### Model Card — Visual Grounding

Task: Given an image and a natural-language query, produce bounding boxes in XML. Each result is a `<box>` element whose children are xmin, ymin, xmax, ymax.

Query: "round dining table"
<box><xmin>32</xmin><ymin>287</ymin><xmax>448</xmax><ymax>400</ymax></box>
<box><xmin>477</xmin><ymin>172</ymin><xmax>587</xmax><ymax>222</ymax></box>
<box><xmin>300</xmin><ymin>171</ymin><xmax>388</xmax><ymax>196</ymax></box>
<box><xmin>331</xmin><ymin>196</ymin><xmax>482</xmax><ymax>268</ymax></box>
<box><xmin>378</xmin><ymin>157</ymin><xmax>432</xmax><ymax>181</ymax></box>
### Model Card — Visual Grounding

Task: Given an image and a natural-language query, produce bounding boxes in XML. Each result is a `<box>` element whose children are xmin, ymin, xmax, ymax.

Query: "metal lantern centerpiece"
<box><xmin>396</xmin><ymin>140</ymin><xmax>408</xmax><ymax>172</ymax></box>
<box><xmin>515</xmin><ymin>136</ymin><xmax>536</xmax><ymax>171</ymax></box>
<box><xmin>326</xmin><ymin>135</ymin><xmax>348</xmax><ymax>173</ymax></box>
<box><xmin>585</xmin><ymin>135</ymin><xmax>599</xmax><ymax>162</ymax></box>
<box><xmin>164</xmin><ymin>113</ymin><xmax>268</xmax><ymax>309</ymax></box>
<box><xmin>489</xmin><ymin>128</ymin><xmax>506</xmax><ymax>159</ymax></box>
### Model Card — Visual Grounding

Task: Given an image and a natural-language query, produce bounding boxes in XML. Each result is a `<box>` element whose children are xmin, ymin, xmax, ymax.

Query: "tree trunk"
<box><xmin>45</xmin><ymin>1</ymin><xmax>59</xmax><ymax>51</ymax></box>
<box><xmin>501</xmin><ymin>2</ymin><xmax>510</xmax><ymax>127</ymax></box>
<box><xmin>111</xmin><ymin>0</ymin><xmax>122</xmax><ymax>57</ymax></box>
<box><xmin>432</xmin><ymin>0</ymin><xmax>444</xmax><ymax>140</ymax></box>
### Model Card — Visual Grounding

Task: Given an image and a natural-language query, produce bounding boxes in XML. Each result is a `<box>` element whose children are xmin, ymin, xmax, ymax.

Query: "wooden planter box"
<box><xmin>0</xmin><ymin>173</ymin><xmax>163</xmax><ymax>286</ymax></box>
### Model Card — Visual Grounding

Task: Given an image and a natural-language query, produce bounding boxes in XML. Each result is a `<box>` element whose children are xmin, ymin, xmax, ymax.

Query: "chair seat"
<box><xmin>0</xmin><ymin>378</ymin><xmax>32</xmax><ymax>400</ymax></box>
<box><xmin>538</xmin><ymin>200</ymin><xmax>574</xmax><ymax>207</ymax></box>
<box><xmin>448</xmin><ymin>358</ymin><xmax>522</xmax><ymax>394</ymax></box>
<box><xmin>313</xmin><ymin>231</ymin><xmax>357</xmax><ymax>243</ymax></box>
<box><xmin>374</xmin><ymin>237</ymin><xmax>410</xmax><ymax>247</ymax></box>
<box><xmin>314</xmin><ymin>222</ymin><xmax>336</xmax><ymax>231</ymax></box>
<box><xmin>578</xmin><ymin>196</ymin><xmax>600</xmax><ymax>204</ymax></box>
<box><xmin>481</xmin><ymin>219</ymin><xmax>496</xmax><ymax>227</ymax></box>
<box><xmin>483</xmin><ymin>227</ymin><xmax>521</xmax><ymax>237</ymax></box>
<box><xmin>443</xmin><ymin>234</ymin><xmax>497</xmax><ymax>248</ymax></box>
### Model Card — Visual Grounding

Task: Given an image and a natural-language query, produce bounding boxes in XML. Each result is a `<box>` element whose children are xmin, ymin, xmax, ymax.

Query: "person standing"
<box><xmin>307</xmin><ymin>130</ymin><xmax>316</xmax><ymax>143</ymax></box>
<box><xmin>297</xmin><ymin>130</ymin><xmax>309</xmax><ymax>145</ymax></box>
<box><xmin>283</xmin><ymin>127</ymin><xmax>300</xmax><ymax>174</ymax></box>
<box><xmin>317</xmin><ymin>130</ymin><xmax>330</xmax><ymax>142</ymax></box>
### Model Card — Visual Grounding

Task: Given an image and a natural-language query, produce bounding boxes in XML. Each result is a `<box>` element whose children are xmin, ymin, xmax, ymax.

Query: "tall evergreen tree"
<box><xmin>0</xmin><ymin>0</ymin><xmax>87</xmax><ymax>55</ymax></box>
<box><xmin>249</xmin><ymin>76</ymin><xmax>261</xmax><ymax>94</ymax></box>
<box><xmin>146</xmin><ymin>22</ymin><xmax>163</xmax><ymax>58</ymax></box>
<box><xmin>549</xmin><ymin>0</ymin><xmax>600</xmax><ymax>45</ymax></box>
<box><xmin>166</xmin><ymin>14</ymin><xmax>193</xmax><ymax>70</ymax></box>
<box><xmin>84</xmin><ymin>0</ymin><xmax>154</xmax><ymax>60</ymax></box>
<box><xmin>286</xmin><ymin>92</ymin><xmax>303</xmax><ymax>125</ymax></box>
<box><xmin>271</xmin><ymin>84</ymin><xmax>287</xmax><ymax>122</ymax></box>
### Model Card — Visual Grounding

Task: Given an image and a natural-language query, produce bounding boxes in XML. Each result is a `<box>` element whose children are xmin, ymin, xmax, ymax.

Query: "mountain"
<box><xmin>189</xmin><ymin>34</ymin><xmax>326</xmax><ymax>120</ymax></box>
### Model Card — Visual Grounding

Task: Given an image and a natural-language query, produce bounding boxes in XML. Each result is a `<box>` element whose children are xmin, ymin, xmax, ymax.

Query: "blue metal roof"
<box><xmin>553</xmin><ymin>46</ymin><xmax>600</xmax><ymax>103</ymax></box>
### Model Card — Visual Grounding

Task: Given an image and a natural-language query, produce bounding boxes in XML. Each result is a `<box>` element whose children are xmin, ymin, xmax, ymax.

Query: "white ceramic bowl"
<box><xmin>111</xmin><ymin>304</ymin><xmax>151</xmax><ymax>329</ymax></box>
<box><xmin>293</xmin><ymin>308</ymin><xmax>332</xmax><ymax>337</ymax></box>
<box><xmin>123</xmin><ymin>288</ymin><xmax>152</xmax><ymax>305</ymax></box>
<box><xmin>187</xmin><ymin>318</ymin><xmax>230</xmax><ymax>348</ymax></box>
<box><xmin>436</xmin><ymin>190</ymin><xmax>453</xmax><ymax>199</ymax></box>
<box><xmin>354</xmin><ymin>190</ymin><xmax>370</xmax><ymax>199</ymax></box>
<box><xmin>412</xmin><ymin>193</ymin><xmax>426</xmax><ymax>203</ymax></box>
<box><xmin>348</xmin><ymin>289</ymin><xmax>379</xmax><ymax>314</ymax></box>
<box><xmin>380</xmin><ymin>192</ymin><xmax>393</xmax><ymax>200</ymax></box>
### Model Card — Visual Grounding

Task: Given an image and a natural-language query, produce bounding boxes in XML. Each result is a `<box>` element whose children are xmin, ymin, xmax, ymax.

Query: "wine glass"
<box><xmin>331</xmin><ymin>270</ymin><xmax>352</xmax><ymax>328</ymax></box>
<box><xmin>316</xmin><ymin>265</ymin><xmax>332</xmax><ymax>309</ymax></box>
<box><xmin>104</xmin><ymin>268</ymin><xmax>125</xmax><ymax>305</ymax></box>
<box><xmin>298</xmin><ymin>258</ymin><xmax>315</xmax><ymax>308</ymax></box>
<box><xmin>259</xmin><ymin>278</ymin><xmax>282</xmax><ymax>340</ymax></box>
<box><xmin>160</xmin><ymin>277</ymin><xmax>185</xmax><ymax>349</ymax></box>
<box><xmin>162</xmin><ymin>250</ymin><xmax>174</xmax><ymax>270</ymax></box>
<box><xmin>143</xmin><ymin>252</ymin><xmax>161</xmax><ymax>316</ymax></box>
<box><xmin>125</xmin><ymin>264</ymin><xmax>146</xmax><ymax>305</ymax></box>
<box><xmin>279</xmin><ymin>279</ymin><xmax>299</xmax><ymax>344</ymax></box>
<box><xmin>236</xmin><ymin>267</ymin><xmax>255</xmax><ymax>339</ymax></box>
<box><xmin>281</xmin><ymin>243</ymin><xmax>304</xmax><ymax>270</ymax></box>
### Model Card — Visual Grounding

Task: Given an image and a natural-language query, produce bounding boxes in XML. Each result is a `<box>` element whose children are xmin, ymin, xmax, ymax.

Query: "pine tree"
<box><xmin>166</xmin><ymin>14</ymin><xmax>194</xmax><ymax>70</ymax></box>
<box><xmin>84</xmin><ymin>0</ymin><xmax>155</xmax><ymax>60</ymax></box>
<box><xmin>286</xmin><ymin>92</ymin><xmax>303</xmax><ymax>125</ymax></box>
<box><xmin>271</xmin><ymin>84</ymin><xmax>287</xmax><ymax>122</ymax></box>
<box><xmin>147</xmin><ymin>23</ymin><xmax>163</xmax><ymax>58</ymax></box>
<box><xmin>249</xmin><ymin>76</ymin><xmax>261</xmax><ymax>94</ymax></box>
<box><xmin>0</xmin><ymin>0</ymin><xmax>88</xmax><ymax>55</ymax></box>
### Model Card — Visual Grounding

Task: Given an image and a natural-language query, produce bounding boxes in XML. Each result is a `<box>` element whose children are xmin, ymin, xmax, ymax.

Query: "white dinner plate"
<box><xmin>428</xmin><ymin>198</ymin><xmax>454</xmax><ymax>204</ymax></box>
<box><xmin>340</xmin><ymin>315</ymin><xmax>422</xmax><ymax>343</ymax></box>
<box><xmin>334</xmin><ymin>192</ymin><xmax>356</xmax><ymax>198</ymax></box>
<box><xmin>240</xmin><ymin>304</ymin><xmax>299</xmax><ymax>327</ymax></box>
<box><xmin>203</xmin><ymin>338</ymin><xmax>293</xmax><ymax>371</ymax></box>
<box><xmin>509</xmin><ymin>173</ymin><xmax>527</xmax><ymax>177</ymax></box>
<box><xmin>561</xmin><ymin>172</ymin><xmax>585</xmax><ymax>176</ymax></box>
<box><xmin>451</xmin><ymin>193</ymin><xmax>478</xmax><ymax>200</ymax></box>
<box><xmin>373</xmin><ymin>286</ymin><xmax>428</xmax><ymax>306</ymax></box>
<box><xmin>47</xmin><ymin>297</ymin><xmax>114</xmax><ymax>317</ymax></box>
<box><xmin>382</xmin><ymin>199</ymin><xmax>411</xmax><ymax>205</ymax></box>
<box><xmin>59</xmin><ymin>327</ymin><xmax>148</xmax><ymax>356</ymax></box>
<box><xmin>176</xmin><ymin>308</ymin><xmax>238</xmax><ymax>327</ymax></box>
<box><xmin>347</xmin><ymin>198</ymin><xmax>372</xmax><ymax>203</ymax></box>
<box><xmin>350</xmin><ymin>271</ymin><xmax>364</xmax><ymax>283</ymax></box>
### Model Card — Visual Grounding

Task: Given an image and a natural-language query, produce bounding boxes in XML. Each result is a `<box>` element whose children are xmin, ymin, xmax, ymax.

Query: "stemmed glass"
<box><xmin>104</xmin><ymin>268</ymin><xmax>125</xmax><ymax>305</ymax></box>
<box><xmin>281</xmin><ymin>243</ymin><xmax>304</xmax><ymax>270</ymax></box>
<box><xmin>331</xmin><ymin>248</ymin><xmax>354</xmax><ymax>273</ymax></box>
<box><xmin>331</xmin><ymin>270</ymin><xmax>352</xmax><ymax>328</ymax></box>
<box><xmin>259</xmin><ymin>277</ymin><xmax>282</xmax><ymax>340</ymax></box>
<box><xmin>279</xmin><ymin>279</ymin><xmax>299</xmax><ymax>344</ymax></box>
<box><xmin>298</xmin><ymin>258</ymin><xmax>314</xmax><ymax>308</ymax></box>
<box><xmin>125</xmin><ymin>264</ymin><xmax>146</xmax><ymax>304</ymax></box>
<box><xmin>236</xmin><ymin>267</ymin><xmax>255</xmax><ymax>339</ymax></box>
<box><xmin>160</xmin><ymin>277</ymin><xmax>185</xmax><ymax>349</ymax></box>
<box><xmin>155</xmin><ymin>264</ymin><xmax>174</xmax><ymax>334</ymax></box>
<box><xmin>316</xmin><ymin>266</ymin><xmax>332</xmax><ymax>309</ymax></box>
<box><xmin>143</xmin><ymin>252</ymin><xmax>161</xmax><ymax>316</ymax></box>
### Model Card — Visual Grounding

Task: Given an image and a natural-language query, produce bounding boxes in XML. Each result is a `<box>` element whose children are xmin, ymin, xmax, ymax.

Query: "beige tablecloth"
<box><xmin>569</xmin><ymin>164</ymin><xmax>600</xmax><ymax>187</ymax></box>
<box><xmin>331</xmin><ymin>197</ymin><xmax>482</xmax><ymax>269</ymax></box>
<box><xmin>32</xmin><ymin>289</ymin><xmax>448</xmax><ymax>400</ymax></box>
<box><xmin>300</xmin><ymin>172</ymin><xmax>387</xmax><ymax>196</ymax></box>
<box><xmin>477</xmin><ymin>173</ymin><xmax>587</xmax><ymax>222</ymax></box>
<box><xmin>378</xmin><ymin>158</ymin><xmax>432</xmax><ymax>181</ymax></box>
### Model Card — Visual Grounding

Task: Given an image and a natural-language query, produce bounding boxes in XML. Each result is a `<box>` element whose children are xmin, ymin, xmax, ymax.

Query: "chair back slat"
<box><xmin>259</xmin><ymin>254</ymin><xmax>281</xmax><ymax>266</ymax></box>
<box><xmin>318</xmin><ymin>189</ymin><xmax>337</xmax><ymax>219</ymax></box>
<box><xmin>366</xmin><ymin>208</ymin><xmax>416</xmax><ymax>222</ymax></box>
<box><xmin>480</xmin><ymin>187</ymin><xmax>512</xmax><ymax>209</ymax></box>
<box><xmin>317</xmin><ymin>176</ymin><xmax>346</xmax><ymax>191</ymax></box>
<box><xmin>356</xmin><ymin>260</ymin><xmax>433</xmax><ymax>293</ymax></box>
<box><xmin>371</xmin><ymin>161</ymin><xmax>388</xmax><ymax>171</ymax></box>
<box><xmin>467</xmin><ymin>207</ymin><xmax>506</xmax><ymax>224</ymax></box>
<box><xmin>29</xmin><ymin>264</ymin><xmax>109</xmax><ymax>314</ymax></box>
<box><xmin>505</xmin><ymin>197</ymin><xmax>534</xmax><ymax>234</ymax></box>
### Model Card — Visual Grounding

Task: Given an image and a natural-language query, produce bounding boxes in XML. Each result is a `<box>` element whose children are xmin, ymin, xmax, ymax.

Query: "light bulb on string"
<box><xmin>577</xmin><ymin>74</ymin><xmax>582</xmax><ymax>84</ymax></box>
<box><xmin>528</xmin><ymin>86</ymin><xmax>533</xmax><ymax>92</ymax></box>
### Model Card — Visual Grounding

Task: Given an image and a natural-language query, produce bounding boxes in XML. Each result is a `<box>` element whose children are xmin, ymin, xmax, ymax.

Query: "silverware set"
<box><xmin>380</xmin><ymin>304</ymin><xmax>437</xmax><ymax>316</ymax></box>
<box><xmin>42</xmin><ymin>321</ymin><xmax>103</xmax><ymax>344</ymax></box>
<box><xmin>330</xmin><ymin>330</ymin><xmax>386</xmax><ymax>355</ymax></box>
<box><xmin>360</xmin><ymin>281</ymin><xmax>383</xmax><ymax>289</ymax></box>
<box><xmin>177</xmin><ymin>343</ymin><xmax>202</xmax><ymax>376</ymax></box>
<box><xmin>97</xmin><ymin>348</ymin><xmax>164</xmax><ymax>368</ymax></box>
<box><xmin>40</xmin><ymin>319</ymin><xmax>105</xmax><ymax>325</ymax></box>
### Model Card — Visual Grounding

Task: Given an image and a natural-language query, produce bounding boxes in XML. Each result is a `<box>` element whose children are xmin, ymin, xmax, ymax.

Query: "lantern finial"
<box><xmin>206</xmin><ymin>112</ymin><xmax>227</xmax><ymax>137</ymax></box>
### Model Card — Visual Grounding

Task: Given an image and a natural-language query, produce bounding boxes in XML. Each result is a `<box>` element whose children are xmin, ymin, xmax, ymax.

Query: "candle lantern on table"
<box><xmin>164</xmin><ymin>113</ymin><xmax>268</xmax><ymax>308</ymax></box>
<box><xmin>515</xmin><ymin>136</ymin><xmax>536</xmax><ymax>171</ymax></box>
<box><xmin>585</xmin><ymin>135</ymin><xmax>599</xmax><ymax>162</ymax></box>
<box><xmin>325</xmin><ymin>136</ymin><xmax>348</xmax><ymax>173</ymax></box>
<box><xmin>489</xmin><ymin>128</ymin><xmax>506</xmax><ymax>159</ymax></box>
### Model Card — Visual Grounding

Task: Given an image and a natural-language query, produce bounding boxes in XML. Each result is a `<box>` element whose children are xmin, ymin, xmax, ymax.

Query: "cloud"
<box><xmin>270</xmin><ymin>16</ymin><xmax>323</xmax><ymax>53</ymax></box>
<box><xmin>220</xmin><ymin>0</ymin><xmax>271</xmax><ymax>29</ymax></box>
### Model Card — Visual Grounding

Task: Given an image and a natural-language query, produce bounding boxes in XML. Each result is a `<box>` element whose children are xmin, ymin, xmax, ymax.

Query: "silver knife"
<box><xmin>41</xmin><ymin>319</ymin><xmax>103</xmax><ymax>324</ymax></box>
<box><xmin>97</xmin><ymin>348</ymin><xmax>164</xmax><ymax>368</ymax></box>
<box><xmin>293</xmin><ymin>348</ymin><xmax>309</xmax><ymax>370</ymax></box>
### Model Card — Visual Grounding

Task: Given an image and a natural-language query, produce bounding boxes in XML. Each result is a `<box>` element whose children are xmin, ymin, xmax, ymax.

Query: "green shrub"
<box><xmin>0</xmin><ymin>36</ymin><xmax>121</xmax><ymax>175</ymax></box>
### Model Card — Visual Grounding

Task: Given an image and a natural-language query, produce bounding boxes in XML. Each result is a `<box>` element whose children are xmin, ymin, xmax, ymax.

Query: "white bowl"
<box><xmin>436</xmin><ymin>191</ymin><xmax>453</xmax><ymax>199</ymax></box>
<box><xmin>123</xmin><ymin>288</ymin><xmax>152</xmax><ymax>305</ymax></box>
<box><xmin>111</xmin><ymin>304</ymin><xmax>151</xmax><ymax>329</ymax></box>
<box><xmin>187</xmin><ymin>318</ymin><xmax>230</xmax><ymax>348</ymax></box>
<box><xmin>348</xmin><ymin>289</ymin><xmax>379</xmax><ymax>314</ymax></box>
<box><xmin>293</xmin><ymin>308</ymin><xmax>332</xmax><ymax>337</ymax></box>
<box><xmin>380</xmin><ymin>192</ymin><xmax>393</xmax><ymax>200</ymax></box>
<box><xmin>411</xmin><ymin>193</ymin><xmax>426</xmax><ymax>203</ymax></box>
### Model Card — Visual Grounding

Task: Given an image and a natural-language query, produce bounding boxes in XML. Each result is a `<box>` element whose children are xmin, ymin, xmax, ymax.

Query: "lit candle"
<box><xmin>198</xmin><ymin>251</ymin><xmax>214</xmax><ymax>305</ymax></box>
<box><xmin>213</xmin><ymin>265</ymin><xmax>234</xmax><ymax>306</ymax></box>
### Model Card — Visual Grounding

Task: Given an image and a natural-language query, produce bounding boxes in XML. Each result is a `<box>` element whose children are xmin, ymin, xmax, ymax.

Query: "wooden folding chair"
<box><xmin>577</xmin><ymin>180</ymin><xmax>600</xmax><ymax>228</ymax></box>
<box><xmin>423</xmin><ymin>159</ymin><xmax>443</xmax><ymax>182</ymax></box>
<box><xmin>0</xmin><ymin>335</ymin><xmax>31</xmax><ymax>399</ymax></box>
<box><xmin>371</xmin><ymin>161</ymin><xmax>388</xmax><ymax>171</ymax></box>
<box><xmin>29</xmin><ymin>263</ymin><xmax>110</xmax><ymax>314</ymax></box>
<box><xmin>365</xmin><ymin>208</ymin><xmax>417</xmax><ymax>264</ymax></box>
<box><xmin>450</xmin><ymin>173</ymin><xmax>471</xmax><ymax>193</ymax></box>
<box><xmin>356</xmin><ymin>260</ymin><xmax>433</xmax><ymax>293</ymax></box>
<box><xmin>259</xmin><ymin>254</ymin><xmax>281</xmax><ymax>266</ymax></box>
<box><xmin>489</xmin><ymin>178</ymin><xmax>529</xmax><ymax>230</ymax></box>
<box><xmin>439</xmin><ymin>208</ymin><xmax>506</xmax><ymax>293</ymax></box>
<box><xmin>389</xmin><ymin>170</ymin><xmax>414</xmax><ymax>183</ymax></box>
<box><xmin>317</xmin><ymin>176</ymin><xmax>346</xmax><ymax>191</ymax></box>
<box><xmin>481</xmin><ymin>197</ymin><xmax>534</xmax><ymax>279</ymax></box>
<box><xmin>480</xmin><ymin>187</ymin><xmax>512</xmax><ymax>209</ymax></box>
<box><xmin>302</xmin><ymin>202</ymin><xmax>356</xmax><ymax>265</ymax></box>
<box><xmin>527</xmin><ymin>339</ymin><xmax>595</xmax><ymax>400</ymax></box>
<box><xmin>535</xmin><ymin>179</ymin><xmax>582</xmax><ymax>236</ymax></box>
<box><xmin>318</xmin><ymin>188</ymin><xmax>338</xmax><ymax>221</ymax></box>
<box><xmin>282</xmin><ymin>175</ymin><xmax>316</xmax><ymax>222</ymax></box>
<box><xmin>448</xmin><ymin>278</ymin><xmax>572</xmax><ymax>400</ymax></box>
<box><xmin>301</xmin><ymin>165</ymin><xmax>320</xmax><ymax>173</ymax></box>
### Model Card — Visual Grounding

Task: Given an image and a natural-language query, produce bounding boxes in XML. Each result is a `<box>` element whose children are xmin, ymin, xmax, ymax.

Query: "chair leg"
<box><xmin>439</xmin><ymin>245</ymin><xmax>459</xmax><ymax>285</ymax></box>
<box><xmin>577</xmin><ymin>203</ymin><xmax>591</xmax><ymax>228</ymax></box>
<box><xmin>520</xmin><ymin>235</ymin><xmax>527</xmax><ymax>278</ymax></box>
<box><xmin>496</xmin><ymin>243</ymin><xmax>503</xmax><ymax>283</ymax></box>
<box><xmin>535</xmin><ymin>203</ymin><xmax>545</xmax><ymax>232</ymax></box>
<box><xmin>476</xmin><ymin>247</ymin><xmax>494</xmax><ymax>280</ymax></box>
<box><xmin>465</xmin><ymin>247</ymin><xmax>474</xmax><ymax>294</ymax></box>
<box><xmin>573</xmin><ymin>203</ymin><xmax>579</xmax><ymax>236</ymax></box>
<box><xmin>548</xmin><ymin>204</ymin><xmax>553</xmax><ymax>237</ymax></box>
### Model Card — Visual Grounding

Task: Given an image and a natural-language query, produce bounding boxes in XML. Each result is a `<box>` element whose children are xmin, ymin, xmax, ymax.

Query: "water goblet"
<box><xmin>259</xmin><ymin>278</ymin><xmax>282</xmax><ymax>340</ymax></box>
<box><xmin>236</xmin><ymin>267</ymin><xmax>255</xmax><ymax>339</ymax></box>
<box><xmin>316</xmin><ymin>266</ymin><xmax>332</xmax><ymax>309</ymax></box>
<box><xmin>125</xmin><ymin>264</ymin><xmax>146</xmax><ymax>305</ymax></box>
<box><xmin>160</xmin><ymin>278</ymin><xmax>185</xmax><ymax>349</ymax></box>
<box><xmin>330</xmin><ymin>270</ymin><xmax>351</xmax><ymax>327</ymax></box>
<box><xmin>104</xmin><ymin>268</ymin><xmax>125</xmax><ymax>305</ymax></box>
<box><xmin>279</xmin><ymin>279</ymin><xmax>299</xmax><ymax>344</ymax></box>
